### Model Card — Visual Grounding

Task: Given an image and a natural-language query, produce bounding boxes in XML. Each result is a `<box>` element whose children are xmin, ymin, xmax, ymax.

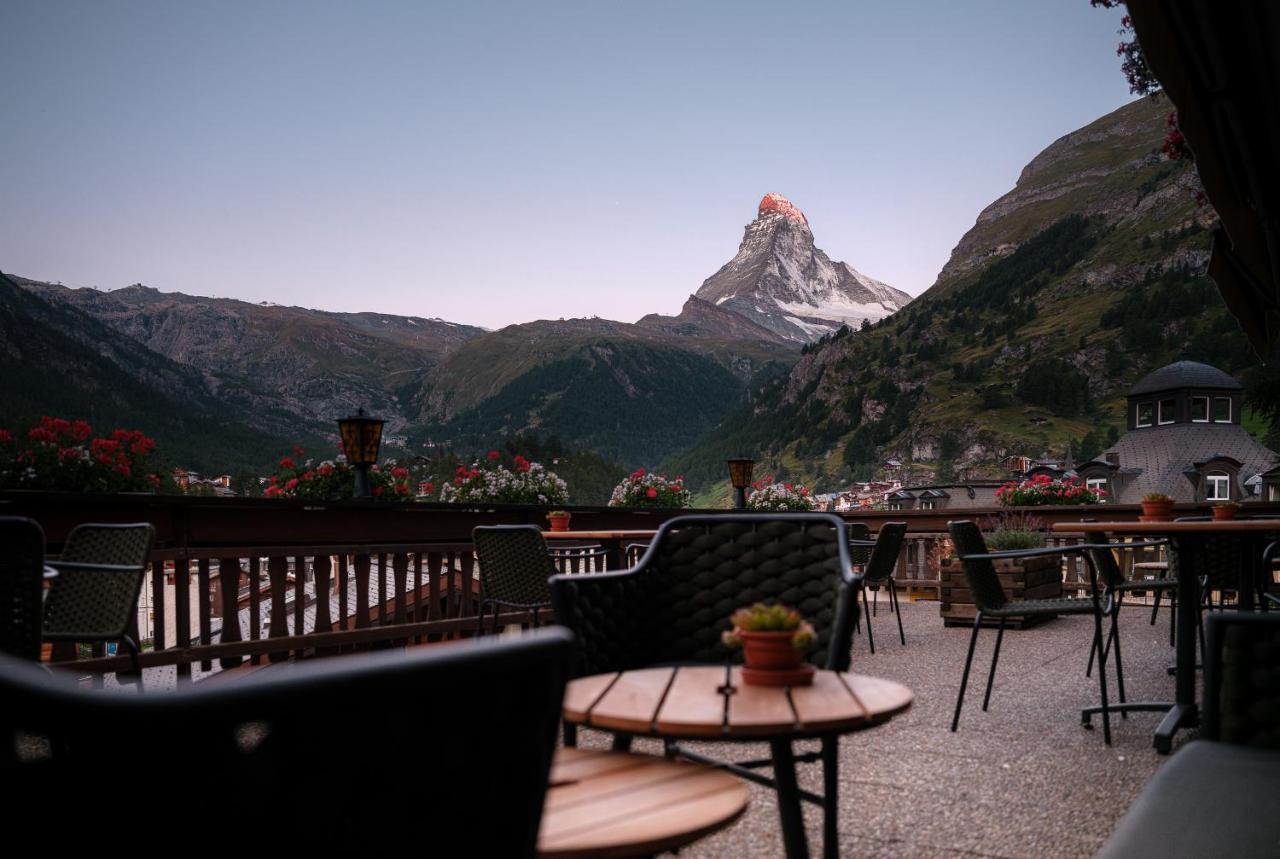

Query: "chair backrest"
<box><xmin>846</xmin><ymin>522</ymin><xmax>871</xmax><ymax>567</ymax></box>
<box><xmin>947</xmin><ymin>521</ymin><xmax>1007</xmax><ymax>612</ymax></box>
<box><xmin>43</xmin><ymin>522</ymin><xmax>154</xmax><ymax>640</ymax></box>
<box><xmin>473</xmin><ymin>525</ymin><xmax>558</xmax><ymax>606</ymax></box>
<box><xmin>1202</xmin><ymin>612</ymin><xmax>1280</xmax><ymax>748</ymax></box>
<box><xmin>0</xmin><ymin>517</ymin><xmax>46</xmax><ymax>660</ymax></box>
<box><xmin>554</xmin><ymin>513</ymin><xmax>858</xmax><ymax>672</ymax></box>
<box><xmin>0</xmin><ymin>626</ymin><xmax>574</xmax><ymax>855</ymax></box>
<box><xmin>862</xmin><ymin>523</ymin><xmax>907</xmax><ymax>585</ymax></box>
<box><xmin>1082</xmin><ymin>531</ymin><xmax>1126</xmax><ymax>589</ymax></box>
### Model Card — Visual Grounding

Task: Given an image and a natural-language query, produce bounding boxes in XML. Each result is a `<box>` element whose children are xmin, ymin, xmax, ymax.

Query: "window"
<box><xmin>1191</xmin><ymin>396</ymin><xmax>1210</xmax><ymax>422</ymax></box>
<box><xmin>1086</xmin><ymin>477</ymin><xmax>1107</xmax><ymax>499</ymax></box>
<box><xmin>920</xmin><ymin>500</ymin><xmax>936</xmax><ymax>510</ymax></box>
<box><xmin>1136</xmin><ymin>402</ymin><xmax>1154</xmax><ymax>427</ymax></box>
<box><xmin>1213</xmin><ymin>397</ymin><xmax>1232</xmax><ymax>423</ymax></box>
<box><xmin>1206</xmin><ymin>471</ymin><xmax>1231</xmax><ymax>501</ymax></box>
<box><xmin>1158</xmin><ymin>398</ymin><xmax>1177</xmax><ymax>425</ymax></box>
<box><xmin>1270</xmin><ymin>484</ymin><xmax>1280</xmax><ymax>503</ymax></box>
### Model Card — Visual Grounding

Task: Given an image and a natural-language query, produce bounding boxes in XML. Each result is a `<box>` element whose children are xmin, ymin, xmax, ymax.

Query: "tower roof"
<box><xmin>1128</xmin><ymin>361</ymin><xmax>1241</xmax><ymax>396</ymax></box>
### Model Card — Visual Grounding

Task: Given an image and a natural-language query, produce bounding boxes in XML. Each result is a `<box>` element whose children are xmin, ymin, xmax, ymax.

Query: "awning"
<box><xmin>1127</xmin><ymin>1</ymin><xmax>1280</xmax><ymax>363</ymax></box>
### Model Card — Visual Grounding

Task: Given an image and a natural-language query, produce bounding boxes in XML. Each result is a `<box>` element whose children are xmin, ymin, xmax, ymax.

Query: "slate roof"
<box><xmin>1086</xmin><ymin>423</ymin><xmax>1278</xmax><ymax>503</ymax></box>
<box><xmin>1128</xmin><ymin>361</ymin><xmax>1242</xmax><ymax>396</ymax></box>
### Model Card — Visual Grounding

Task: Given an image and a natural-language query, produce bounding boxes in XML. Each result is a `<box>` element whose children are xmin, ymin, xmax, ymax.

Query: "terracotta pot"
<box><xmin>739</xmin><ymin>630</ymin><xmax>804</xmax><ymax>670</ymax></box>
<box><xmin>547</xmin><ymin>513</ymin><xmax>571</xmax><ymax>532</ymax></box>
<box><xmin>1140</xmin><ymin>500</ymin><xmax>1174</xmax><ymax>522</ymax></box>
<box><xmin>1212</xmin><ymin>505</ymin><xmax>1239</xmax><ymax>521</ymax></box>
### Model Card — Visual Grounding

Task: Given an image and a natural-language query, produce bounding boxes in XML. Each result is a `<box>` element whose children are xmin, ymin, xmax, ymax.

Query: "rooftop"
<box><xmin>1128</xmin><ymin>361</ymin><xmax>1242</xmax><ymax>397</ymax></box>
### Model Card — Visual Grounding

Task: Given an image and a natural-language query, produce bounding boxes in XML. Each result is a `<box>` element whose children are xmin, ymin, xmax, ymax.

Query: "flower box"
<box><xmin>938</xmin><ymin>555</ymin><xmax>1063</xmax><ymax>629</ymax></box>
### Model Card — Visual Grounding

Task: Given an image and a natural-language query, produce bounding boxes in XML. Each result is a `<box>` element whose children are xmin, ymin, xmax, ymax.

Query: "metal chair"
<box><xmin>947</xmin><ymin>520</ymin><xmax>1122</xmax><ymax>744</ymax></box>
<box><xmin>42</xmin><ymin>523</ymin><xmax>154</xmax><ymax>685</ymax></box>
<box><xmin>854</xmin><ymin>523</ymin><xmax>908</xmax><ymax>653</ymax></box>
<box><xmin>472</xmin><ymin>525</ymin><xmax>558</xmax><ymax>635</ymax></box>
<box><xmin>0</xmin><ymin>517</ymin><xmax>47</xmax><ymax>661</ymax></box>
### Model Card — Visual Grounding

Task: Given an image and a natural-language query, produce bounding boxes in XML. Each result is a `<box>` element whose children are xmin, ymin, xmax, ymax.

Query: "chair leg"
<box><xmin>821</xmin><ymin>736</ymin><xmax>839</xmax><ymax>859</ymax></box>
<box><xmin>1086</xmin><ymin>623</ymin><xmax>1098</xmax><ymax>678</ymax></box>
<box><xmin>1091</xmin><ymin>603</ymin><xmax>1112</xmax><ymax>746</ymax></box>
<box><xmin>861</xmin><ymin>584</ymin><xmax>876</xmax><ymax>654</ymax></box>
<box><xmin>1149</xmin><ymin>588</ymin><xmax>1162</xmax><ymax>625</ymax></box>
<box><xmin>1110</xmin><ymin>600</ymin><xmax>1127</xmax><ymax>715</ymax></box>
<box><xmin>891</xmin><ymin>580</ymin><xmax>906</xmax><ymax>646</ymax></box>
<box><xmin>122</xmin><ymin>635</ymin><xmax>144</xmax><ymax>692</ymax></box>
<box><xmin>872</xmin><ymin>586</ymin><xmax>878</xmax><ymax>617</ymax></box>
<box><xmin>611</xmin><ymin>733</ymin><xmax>633</xmax><ymax>752</ymax></box>
<box><xmin>563</xmin><ymin>720</ymin><xmax>578</xmax><ymax>748</ymax></box>
<box><xmin>951</xmin><ymin>613</ymin><xmax>982</xmax><ymax>732</ymax></box>
<box><xmin>1169</xmin><ymin>589</ymin><xmax>1177</xmax><ymax>646</ymax></box>
<box><xmin>982</xmin><ymin>617</ymin><xmax>1005</xmax><ymax>712</ymax></box>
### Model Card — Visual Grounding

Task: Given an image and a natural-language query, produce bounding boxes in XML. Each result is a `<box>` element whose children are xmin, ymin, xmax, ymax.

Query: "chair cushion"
<box><xmin>986</xmin><ymin>597</ymin><xmax>1099</xmax><ymax>617</ymax></box>
<box><xmin>1094</xmin><ymin>741</ymin><xmax>1280</xmax><ymax>859</ymax></box>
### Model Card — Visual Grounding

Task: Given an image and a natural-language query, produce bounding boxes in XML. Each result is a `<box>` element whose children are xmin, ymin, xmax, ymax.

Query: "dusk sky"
<box><xmin>1</xmin><ymin>2</ymin><xmax>1135</xmax><ymax>329</ymax></box>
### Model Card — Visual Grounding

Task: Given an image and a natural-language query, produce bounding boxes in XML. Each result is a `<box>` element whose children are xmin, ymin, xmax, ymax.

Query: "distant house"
<box><xmin>1075</xmin><ymin>361</ymin><xmax>1280</xmax><ymax>503</ymax></box>
<box><xmin>883</xmin><ymin>483</ymin><xmax>1003</xmax><ymax>511</ymax></box>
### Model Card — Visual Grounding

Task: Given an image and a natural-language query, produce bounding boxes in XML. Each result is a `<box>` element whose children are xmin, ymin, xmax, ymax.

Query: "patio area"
<box><xmin>578</xmin><ymin>597</ymin><xmax>1181</xmax><ymax>858</ymax></box>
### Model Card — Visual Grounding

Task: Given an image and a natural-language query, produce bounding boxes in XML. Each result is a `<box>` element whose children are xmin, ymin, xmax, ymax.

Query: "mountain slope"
<box><xmin>667</xmin><ymin>97</ymin><xmax>1255</xmax><ymax>493</ymax></box>
<box><xmin>0</xmin><ymin>271</ymin><xmax>318</xmax><ymax>472</ymax></box>
<box><xmin>694</xmin><ymin>193</ymin><xmax>912</xmax><ymax>342</ymax></box>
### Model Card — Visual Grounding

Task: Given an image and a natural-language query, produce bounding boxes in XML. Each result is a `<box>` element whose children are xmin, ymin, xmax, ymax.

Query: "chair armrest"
<box><xmin>45</xmin><ymin>560</ymin><xmax>146</xmax><ymax>573</ymax></box>
<box><xmin>848</xmin><ymin>539</ymin><xmax>878</xmax><ymax>547</ymax></box>
<box><xmin>960</xmin><ymin>540</ymin><xmax>1168</xmax><ymax>563</ymax></box>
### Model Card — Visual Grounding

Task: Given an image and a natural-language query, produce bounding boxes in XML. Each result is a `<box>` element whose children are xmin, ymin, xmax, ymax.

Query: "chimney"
<box><xmin>1105</xmin><ymin>452</ymin><xmax>1120</xmax><ymax>466</ymax></box>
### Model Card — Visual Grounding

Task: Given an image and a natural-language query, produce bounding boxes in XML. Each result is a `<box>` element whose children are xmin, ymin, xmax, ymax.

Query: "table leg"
<box><xmin>770</xmin><ymin>739</ymin><xmax>810</xmax><ymax>859</ymax></box>
<box><xmin>604</xmin><ymin>538</ymin><xmax>624</xmax><ymax>572</ymax></box>
<box><xmin>1162</xmin><ymin>537</ymin><xmax>1201</xmax><ymax>753</ymax></box>
<box><xmin>822</xmin><ymin>735</ymin><xmax>839</xmax><ymax>859</ymax></box>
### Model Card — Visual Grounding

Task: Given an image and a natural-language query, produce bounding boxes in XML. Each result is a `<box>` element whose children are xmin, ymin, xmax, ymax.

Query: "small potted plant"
<box><xmin>1212</xmin><ymin>500</ymin><xmax>1241</xmax><ymax>521</ymax></box>
<box><xmin>547</xmin><ymin>510</ymin><xmax>572</xmax><ymax>532</ymax></box>
<box><xmin>721</xmin><ymin>603</ymin><xmax>817</xmax><ymax>687</ymax></box>
<box><xmin>1140</xmin><ymin>492</ymin><xmax>1175</xmax><ymax>522</ymax></box>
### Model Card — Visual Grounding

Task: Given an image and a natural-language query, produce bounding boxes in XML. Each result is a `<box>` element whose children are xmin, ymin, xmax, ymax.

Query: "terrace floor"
<box><xmin>576</xmin><ymin>596</ymin><xmax>1187</xmax><ymax>858</ymax></box>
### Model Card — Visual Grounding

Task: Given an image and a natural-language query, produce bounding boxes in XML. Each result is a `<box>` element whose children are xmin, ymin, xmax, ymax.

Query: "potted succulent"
<box><xmin>1140</xmin><ymin>492</ymin><xmax>1175</xmax><ymax>522</ymax></box>
<box><xmin>1212</xmin><ymin>500</ymin><xmax>1241</xmax><ymax>521</ymax></box>
<box><xmin>721</xmin><ymin>603</ymin><xmax>817</xmax><ymax>687</ymax></box>
<box><xmin>547</xmin><ymin>510</ymin><xmax>572</xmax><ymax>532</ymax></box>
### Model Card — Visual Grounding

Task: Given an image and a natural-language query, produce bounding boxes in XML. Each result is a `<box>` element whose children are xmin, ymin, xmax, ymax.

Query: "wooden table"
<box><xmin>543</xmin><ymin>529</ymin><xmax>657</xmax><ymax>570</ymax></box>
<box><xmin>538</xmin><ymin>747</ymin><xmax>749</xmax><ymax>858</ymax></box>
<box><xmin>1052</xmin><ymin>518</ymin><xmax>1280</xmax><ymax>752</ymax></box>
<box><xmin>564</xmin><ymin>665</ymin><xmax>913</xmax><ymax>858</ymax></box>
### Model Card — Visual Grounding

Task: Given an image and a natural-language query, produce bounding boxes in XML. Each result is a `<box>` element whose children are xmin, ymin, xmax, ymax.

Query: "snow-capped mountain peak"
<box><xmin>694</xmin><ymin>194</ymin><xmax>911</xmax><ymax>343</ymax></box>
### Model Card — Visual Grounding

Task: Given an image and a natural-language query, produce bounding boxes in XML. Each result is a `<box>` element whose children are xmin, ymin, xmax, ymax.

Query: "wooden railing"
<box><xmin>6</xmin><ymin>491</ymin><xmax>1263</xmax><ymax>682</ymax></box>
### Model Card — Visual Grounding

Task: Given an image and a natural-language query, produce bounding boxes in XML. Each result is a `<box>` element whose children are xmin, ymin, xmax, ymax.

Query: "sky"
<box><xmin>0</xmin><ymin>1</ymin><xmax>1135</xmax><ymax>329</ymax></box>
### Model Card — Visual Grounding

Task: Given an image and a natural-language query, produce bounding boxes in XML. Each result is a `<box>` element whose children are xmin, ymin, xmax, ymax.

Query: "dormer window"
<box><xmin>1206</xmin><ymin>471</ymin><xmax>1231</xmax><ymax>501</ymax></box>
<box><xmin>1086</xmin><ymin>477</ymin><xmax>1107</xmax><ymax>497</ymax></box>
<box><xmin>1191</xmin><ymin>396</ymin><xmax>1210</xmax><ymax>422</ymax></box>
<box><xmin>1213</xmin><ymin>397</ymin><xmax>1232</xmax><ymax>423</ymax></box>
<box><xmin>1158</xmin><ymin>398</ymin><xmax>1176</xmax><ymax>425</ymax></box>
<box><xmin>1136</xmin><ymin>402</ymin><xmax>1154</xmax><ymax>428</ymax></box>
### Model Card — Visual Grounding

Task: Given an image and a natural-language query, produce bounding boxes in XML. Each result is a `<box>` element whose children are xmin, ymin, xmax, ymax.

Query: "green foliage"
<box><xmin>1016</xmin><ymin>359</ymin><xmax>1091</xmax><ymax>417</ymax></box>
<box><xmin>948</xmin><ymin>215</ymin><xmax>1097</xmax><ymax>313</ymax></box>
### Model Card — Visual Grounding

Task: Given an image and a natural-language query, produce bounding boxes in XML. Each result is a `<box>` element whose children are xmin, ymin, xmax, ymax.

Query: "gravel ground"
<box><xmin>573</xmin><ymin>596</ymin><xmax>1189</xmax><ymax>858</ymax></box>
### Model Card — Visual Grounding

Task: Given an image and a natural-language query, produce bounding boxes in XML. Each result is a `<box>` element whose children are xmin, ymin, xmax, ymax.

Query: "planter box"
<box><xmin>939</xmin><ymin>555</ymin><xmax>1063</xmax><ymax>629</ymax></box>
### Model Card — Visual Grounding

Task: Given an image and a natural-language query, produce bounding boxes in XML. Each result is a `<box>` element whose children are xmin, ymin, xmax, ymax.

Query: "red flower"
<box><xmin>318</xmin><ymin>464</ymin><xmax>333</xmax><ymax>476</ymax></box>
<box><xmin>646</xmin><ymin>487</ymin><xmax>658</xmax><ymax>499</ymax></box>
<box><xmin>28</xmin><ymin>426</ymin><xmax>56</xmax><ymax>444</ymax></box>
<box><xmin>285</xmin><ymin>478</ymin><xmax>299</xmax><ymax>490</ymax></box>
<box><xmin>293</xmin><ymin>445</ymin><xmax>305</xmax><ymax>457</ymax></box>
<box><xmin>264</xmin><ymin>485</ymin><xmax>283</xmax><ymax>498</ymax></box>
<box><xmin>488</xmin><ymin>450</ymin><xmax>501</xmax><ymax>461</ymax></box>
<box><xmin>301</xmin><ymin>470</ymin><xmax>315</xmax><ymax>481</ymax></box>
<box><xmin>115</xmin><ymin>462</ymin><xmax>131</xmax><ymax>478</ymax></box>
<box><xmin>513</xmin><ymin>455</ymin><xmax>530</xmax><ymax>473</ymax></box>
<box><xmin>0</xmin><ymin>429</ymin><xmax>10</xmax><ymax>443</ymax></box>
<box><xmin>631</xmin><ymin>468</ymin><xmax>645</xmax><ymax>480</ymax></box>
<box><xmin>70</xmin><ymin>420</ymin><xmax>92</xmax><ymax>442</ymax></box>
<box><xmin>279</xmin><ymin>456</ymin><xmax>296</xmax><ymax>470</ymax></box>
<box><xmin>391</xmin><ymin>466</ymin><xmax>409</xmax><ymax>478</ymax></box>
<box><xmin>372</xmin><ymin>485</ymin><xmax>385</xmax><ymax>497</ymax></box>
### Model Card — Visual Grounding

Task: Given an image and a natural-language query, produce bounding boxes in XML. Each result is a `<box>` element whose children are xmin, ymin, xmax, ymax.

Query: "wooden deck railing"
<box><xmin>6</xmin><ymin>491</ymin><xmax>1263</xmax><ymax>681</ymax></box>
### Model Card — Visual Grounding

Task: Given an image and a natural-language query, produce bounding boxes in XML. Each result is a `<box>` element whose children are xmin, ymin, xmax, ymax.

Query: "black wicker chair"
<box><xmin>1095</xmin><ymin>612</ymin><xmax>1280</xmax><ymax>858</ymax></box>
<box><xmin>550</xmin><ymin>513</ymin><xmax>860</xmax><ymax>851</ymax></box>
<box><xmin>0</xmin><ymin>627</ymin><xmax>573</xmax><ymax>856</ymax></box>
<box><xmin>42</xmin><ymin>522</ymin><xmax>154</xmax><ymax>685</ymax></box>
<box><xmin>0</xmin><ymin>517</ymin><xmax>47</xmax><ymax>661</ymax></box>
<box><xmin>948</xmin><ymin>520</ymin><xmax>1140</xmax><ymax>745</ymax></box>
<box><xmin>854</xmin><ymin>523</ymin><xmax>908</xmax><ymax>653</ymax></box>
<box><xmin>473</xmin><ymin>525</ymin><xmax>559</xmax><ymax>634</ymax></box>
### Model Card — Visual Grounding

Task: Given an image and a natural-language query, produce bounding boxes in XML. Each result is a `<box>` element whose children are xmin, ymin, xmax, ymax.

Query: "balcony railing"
<box><xmin>4</xmin><ymin>491</ymin><xmax>1255</xmax><ymax>682</ymax></box>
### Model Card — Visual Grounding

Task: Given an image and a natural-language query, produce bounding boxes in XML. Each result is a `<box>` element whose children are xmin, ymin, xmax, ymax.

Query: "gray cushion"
<box><xmin>1095</xmin><ymin>740</ymin><xmax>1280</xmax><ymax>858</ymax></box>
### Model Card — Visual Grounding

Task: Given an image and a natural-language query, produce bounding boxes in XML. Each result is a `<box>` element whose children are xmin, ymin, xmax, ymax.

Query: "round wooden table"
<box><xmin>563</xmin><ymin>665</ymin><xmax>913</xmax><ymax>858</ymax></box>
<box><xmin>538</xmin><ymin>747</ymin><xmax>749</xmax><ymax>858</ymax></box>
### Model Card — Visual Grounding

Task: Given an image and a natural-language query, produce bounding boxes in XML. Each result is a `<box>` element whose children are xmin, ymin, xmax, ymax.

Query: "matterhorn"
<box><xmin>694</xmin><ymin>193</ymin><xmax>911</xmax><ymax>343</ymax></box>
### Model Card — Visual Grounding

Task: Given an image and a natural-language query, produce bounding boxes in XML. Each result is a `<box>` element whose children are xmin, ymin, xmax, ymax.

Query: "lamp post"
<box><xmin>337</xmin><ymin>408</ymin><xmax>385</xmax><ymax>498</ymax></box>
<box><xmin>726</xmin><ymin>457</ymin><xmax>755</xmax><ymax>510</ymax></box>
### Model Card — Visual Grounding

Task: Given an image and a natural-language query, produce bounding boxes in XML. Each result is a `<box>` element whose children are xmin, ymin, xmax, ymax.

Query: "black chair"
<box><xmin>550</xmin><ymin>513</ymin><xmax>860</xmax><ymax>849</ymax></box>
<box><xmin>473</xmin><ymin>525</ymin><xmax>558</xmax><ymax>634</ymax></box>
<box><xmin>1094</xmin><ymin>612</ymin><xmax>1280</xmax><ymax>858</ymax></box>
<box><xmin>0</xmin><ymin>517</ymin><xmax>47</xmax><ymax>661</ymax></box>
<box><xmin>0</xmin><ymin>627</ymin><xmax>573</xmax><ymax>856</ymax></box>
<box><xmin>42</xmin><ymin>523</ymin><xmax>154</xmax><ymax>684</ymax></box>
<box><xmin>854</xmin><ymin>523</ymin><xmax>908</xmax><ymax>653</ymax></box>
<box><xmin>948</xmin><ymin>521</ymin><xmax>1124</xmax><ymax>744</ymax></box>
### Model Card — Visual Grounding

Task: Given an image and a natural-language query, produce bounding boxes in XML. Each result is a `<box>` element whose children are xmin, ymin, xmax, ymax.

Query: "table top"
<box><xmin>538</xmin><ymin>747</ymin><xmax>748</xmax><ymax>858</ymax></box>
<box><xmin>542</xmin><ymin>530</ymin><xmax>658</xmax><ymax>540</ymax></box>
<box><xmin>1051</xmin><ymin>519</ymin><xmax>1280</xmax><ymax>534</ymax></box>
<box><xmin>563</xmin><ymin>665</ymin><xmax>913</xmax><ymax>740</ymax></box>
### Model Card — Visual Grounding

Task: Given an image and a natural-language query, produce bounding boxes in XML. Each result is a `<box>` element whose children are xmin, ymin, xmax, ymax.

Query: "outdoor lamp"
<box><xmin>727</xmin><ymin>457</ymin><xmax>756</xmax><ymax>509</ymax></box>
<box><xmin>337</xmin><ymin>407</ymin><xmax>385</xmax><ymax>498</ymax></box>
